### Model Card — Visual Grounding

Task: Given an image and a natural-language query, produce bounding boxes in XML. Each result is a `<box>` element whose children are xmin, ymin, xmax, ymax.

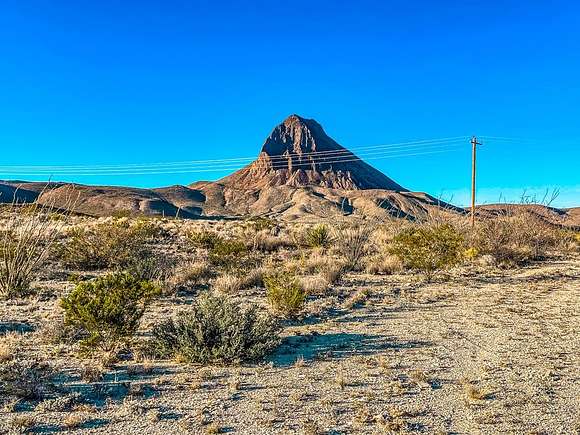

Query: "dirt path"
<box><xmin>1</xmin><ymin>258</ymin><xmax>578</xmax><ymax>434</ymax></box>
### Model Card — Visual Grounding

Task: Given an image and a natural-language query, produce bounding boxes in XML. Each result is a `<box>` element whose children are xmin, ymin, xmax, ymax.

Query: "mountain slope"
<box><xmin>218</xmin><ymin>115</ymin><xmax>406</xmax><ymax>190</ymax></box>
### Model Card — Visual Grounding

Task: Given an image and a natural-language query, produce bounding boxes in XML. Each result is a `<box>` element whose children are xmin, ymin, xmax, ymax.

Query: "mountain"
<box><xmin>6</xmin><ymin>114</ymin><xmax>575</xmax><ymax>223</ymax></box>
<box><xmin>218</xmin><ymin>115</ymin><xmax>406</xmax><ymax>191</ymax></box>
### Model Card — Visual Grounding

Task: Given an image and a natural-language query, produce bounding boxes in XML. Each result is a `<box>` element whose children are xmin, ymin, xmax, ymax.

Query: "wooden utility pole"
<box><xmin>470</xmin><ymin>136</ymin><xmax>482</xmax><ymax>228</ymax></box>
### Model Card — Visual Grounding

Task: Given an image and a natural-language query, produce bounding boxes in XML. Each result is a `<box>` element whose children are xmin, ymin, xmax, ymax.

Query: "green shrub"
<box><xmin>264</xmin><ymin>272</ymin><xmax>306</xmax><ymax>317</ymax></box>
<box><xmin>58</xmin><ymin>219</ymin><xmax>160</xmax><ymax>270</ymax></box>
<box><xmin>60</xmin><ymin>273</ymin><xmax>159</xmax><ymax>351</ymax></box>
<box><xmin>188</xmin><ymin>230</ymin><xmax>222</xmax><ymax>249</ymax></box>
<box><xmin>151</xmin><ymin>292</ymin><xmax>280</xmax><ymax>364</ymax></box>
<box><xmin>208</xmin><ymin>238</ymin><xmax>249</xmax><ymax>268</ymax></box>
<box><xmin>389</xmin><ymin>224</ymin><xmax>464</xmax><ymax>281</ymax></box>
<box><xmin>305</xmin><ymin>224</ymin><xmax>332</xmax><ymax>248</ymax></box>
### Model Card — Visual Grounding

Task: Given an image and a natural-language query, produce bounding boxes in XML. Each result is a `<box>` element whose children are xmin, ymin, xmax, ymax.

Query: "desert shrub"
<box><xmin>299</xmin><ymin>275</ymin><xmax>328</xmax><ymax>295</ymax></box>
<box><xmin>245</xmin><ymin>217</ymin><xmax>276</xmax><ymax>232</ymax></box>
<box><xmin>364</xmin><ymin>254</ymin><xmax>403</xmax><ymax>275</ymax></box>
<box><xmin>472</xmin><ymin>215</ymin><xmax>562</xmax><ymax>266</ymax></box>
<box><xmin>59</xmin><ymin>219</ymin><xmax>160</xmax><ymax>270</ymax></box>
<box><xmin>151</xmin><ymin>292</ymin><xmax>280</xmax><ymax>364</ymax></box>
<box><xmin>208</xmin><ymin>238</ymin><xmax>248</xmax><ymax>266</ymax></box>
<box><xmin>321</xmin><ymin>263</ymin><xmax>344</xmax><ymax>284</ymax></box>
<box><xmin>251</xmin><ymin>230</ymin><xmax>291</xmax><ymax>252</ymax></box>
<box><xmin>213</xmin><ymin>273</ymin><xmax>243</xmax><ymax>294</ymax></box>
<box><xmin>389</xmin><ymin>224</ymin><xmax>464</xmax><ymax>281</ymax></box>
<box><xmin>334</xmin><ymin>226</ymin><xmax>372</xmax><ymax>270</ymax></box>
<box><xmin>60</xmin><ymin>273</ymin><xmax>160</xmax><ymax>351</ymax></box>
<box><xmin>305</xmin><ymin>224</ymin><xmax>332</xmax><ymax>248</ymax></box>
<box><xmin>123</xmin><ymin>256</ymin><xmax>175</xmax><ymax>282</ymax></box>
<box><xmin>0</xmin><ymin>201</ymin><xmax>65</xmax><ymax>298</ymax></box>
<box><xmin>264</xmin><ymin>272</ymin><xmax>306</xmax><ymax>316</ymax></box>
<box><xmin>166</xmin><ymin>260</ymin><xmax>214</xmax><ymax>292</ymax></box>
<box><xmin>0</xmin><ymin>359</ymin><xmax>55</xmax><ymax>400</ymax></box>
<box><xmin>188</xmin><ymin>229</ymin><xmax>222</xmax><ymax>249</ymax></box>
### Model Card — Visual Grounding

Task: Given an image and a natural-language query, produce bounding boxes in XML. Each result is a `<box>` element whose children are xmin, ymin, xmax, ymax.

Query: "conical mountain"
<box><xmin>218</xmin><ymin>115</ymin><xmax>406</xmax><ymax>190</ymax></box>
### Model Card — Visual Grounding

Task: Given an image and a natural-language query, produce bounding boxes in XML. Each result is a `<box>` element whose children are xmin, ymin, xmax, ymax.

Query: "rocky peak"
<box><xmin>218</xmin><ymin>115</ymin><xmax>406</xmax><ymax>191</ymax></box>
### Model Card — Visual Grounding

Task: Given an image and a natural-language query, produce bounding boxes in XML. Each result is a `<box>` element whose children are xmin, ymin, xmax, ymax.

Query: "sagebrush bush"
<box><xmin>60</xmin><ymin>273</ymin><xmax>159</xmax><ymax>351</ymax></box>
<box><xmin>264</xmin><ymin>272</ymin><xmax>306</xmax><ymax>316</ymax></box>
<box><xmin>334</xmin><ymin>226</ymin><xmax>372</xmax><ymax>270</ymax></box>
<box><xmin>151</xmin><ymin>292</ymin><xmax>280</xmax><ymax>364</ymax></box>
<box><xmin>305</xmin><ymin>224</ymin><xmax>332</xmax><ymax>248</ymax></box>
<box><xmin>389</xmin><ymin>223</ymin><xmax>464</xmax><ymax>281</ymax></box>
<box><xmin>59</xmin><ymin>219</ymin><xmax>160</xmax><ymax>270</ymax></box>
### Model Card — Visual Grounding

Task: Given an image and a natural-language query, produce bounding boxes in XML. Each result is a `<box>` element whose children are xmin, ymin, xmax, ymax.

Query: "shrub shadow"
<box><xmin>272</xmin><ymin>332</ymin><xmax>430</xmax><ymax>366</ymax></box>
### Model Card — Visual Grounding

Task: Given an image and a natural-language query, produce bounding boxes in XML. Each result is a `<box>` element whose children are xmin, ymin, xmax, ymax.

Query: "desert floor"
<box><xmin>0</xmin><ymin>218</ymin><xmax>579</xmax><ymax>435</ymax></box>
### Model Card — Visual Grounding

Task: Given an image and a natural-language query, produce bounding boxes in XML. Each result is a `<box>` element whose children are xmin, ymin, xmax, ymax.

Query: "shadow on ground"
<box><xmin>272</xmin><ymin>332</ymin><xmax>431</xmax><ymax>366</ymax></box>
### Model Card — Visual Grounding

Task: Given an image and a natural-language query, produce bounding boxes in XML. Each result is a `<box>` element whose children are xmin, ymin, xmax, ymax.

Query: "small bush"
<box><xmin>151</xmin><ymin>292</ymin><xmax>280</xmax><ymax>364</ymax></box>
<box><xmin>264</xmin><ymin>272</ymin><xmax>306</xmax><ymax>317</ymax></box>
<box><xmin>472</xmin><ymin>215</ymin><xmax>561</xmax><ymax>266</ymax></box>
<box><xmin>321</xmin><ymin>263</ymin><xmax>344</xmax><ymax>285</ymax></box>
<box><xmin>299</xmin><ymin>275</ymin><xmax>328</xmax><ymax>295</ymax></box>
<box><xmin>334</xmin><ymin>226</ymin><xmax>372</xmax><ymax>270</ymax></box>
<box><xmin>0</xmin><ymin>359</ymin><xmax>55</xmax><ymax>400</ymax></box>
<box><xmin>188</xmin><ymin>230</ymin><xmax>222</xmax><ymax>249</ymax></box>
<box><xmin>213</xmin><ymin>273</ymin><xmax>243</xmax><ymax>294</ymax></box>
<box><xmin>208</xmin><ymin>238</ymin><xmax>248</xmax><ymax>268</ymax></box>
<box><xmin>59</xmin><ymin>219</ymin><xmax>160</xmax><ymax>270</ymax></box>
<box><xmin>305</xmin><ymin>224</ymin><xmax>332</xmax><ymax>248</ymax></box>
<box><xmin>389</xmin><ymin>224</ymin><xmax>464</xmax><ymax>281</ymax></box>
<box><xmin>166</xmin><ymin>260</ymin><xmax>213</xmax><ymax>292</ymax></box>
<box><xmin>60</xmin><ymin>273</ymin><xmax>159</xmax><ymax>351</ymax></box>
<box><xmin>364</xmin><ymin>254</ymin><xmax>403</xmax><ymax>275</ymax></box>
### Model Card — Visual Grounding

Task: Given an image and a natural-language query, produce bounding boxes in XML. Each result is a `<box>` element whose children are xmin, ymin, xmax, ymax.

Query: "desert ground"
<box><xmin>0</xmin><ymin>209</ymin><xmax>579</xmax><ymax>434</ymax></box>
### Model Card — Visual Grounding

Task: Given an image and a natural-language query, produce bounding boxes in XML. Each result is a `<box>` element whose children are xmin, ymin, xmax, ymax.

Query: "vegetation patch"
<box><xmin>60</xmin><ymin>272</ymin><xmax>160</xmax><ymax>351</ymax></box>
<box><xmin>389</xmin><ymin>223</ymin><xmax>464</xmax><ymax>281</ymax></box>
<box><xmin>151</xmin><ymin>292</ymin><xmax>280</xmax><ymax>364</ymax></box>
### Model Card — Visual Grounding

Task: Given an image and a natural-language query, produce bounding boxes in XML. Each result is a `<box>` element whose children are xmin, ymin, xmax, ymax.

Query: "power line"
<box><xmin>0</xmin><ymin>136</ymin><xmax>467</xmax><ymax>171</ymax></box>
<box><xmin>0</xmin><ymin>147</ymin><xmax>462</xmax><ymax>177</ymax></box>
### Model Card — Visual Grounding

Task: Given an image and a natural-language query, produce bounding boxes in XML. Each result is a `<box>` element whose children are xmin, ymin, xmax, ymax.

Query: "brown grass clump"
<box><xmin>213</xmin><ymin>273</ymin><xmax>243</xmax><ymax>294</ymax></box>
<box><xmin>167</xmin><ymin>260</ymin><xmax>213</xmax><ymax>292</ymax></box>
<box><xmin>0</xmin><ymin>331</ymin><xmax>21</xmax><ymax>362</ymax></box>
<box><xmin>298</xmin><ymin>275</ymin><xmax>329</xmax><ymax>295</ymax></box>
<box><xmin>364</xmin><ymin>253</ymin><xmax>403</xmax><ymax>275</ymax></box>
<box><xmin>62</xmin><ymin>413</ymin><xmax>86</xmax><ymax>430</ymax></box>
<box><xmin>461</xmin><ymin>378</ymin><xmax>492</xmax><ymax>401</ymax></box>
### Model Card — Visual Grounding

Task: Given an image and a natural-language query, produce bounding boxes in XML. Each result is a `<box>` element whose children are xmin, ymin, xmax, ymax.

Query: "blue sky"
<box><xmin>0</xmin><ymin>0</ymin><xmax>578</xmax><ymax>207</ymax></box>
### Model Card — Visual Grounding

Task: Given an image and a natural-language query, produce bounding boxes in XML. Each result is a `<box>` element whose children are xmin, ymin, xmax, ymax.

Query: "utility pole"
<box><xmin>470</xmin><ymin>136</ymin><xmax>482</xmax><ymax>228</ymax></box>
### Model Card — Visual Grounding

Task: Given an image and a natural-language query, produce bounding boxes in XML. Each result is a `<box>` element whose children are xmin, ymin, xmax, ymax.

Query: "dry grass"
<box><xmin>0</xmin><ymin>193</ymin><xmax>72</xmax><ymax>298</ymax></box>
<box><xmin>0</xmin><ymin>331</ymin><xmax>21</xmax><ymax>361</ymax></box>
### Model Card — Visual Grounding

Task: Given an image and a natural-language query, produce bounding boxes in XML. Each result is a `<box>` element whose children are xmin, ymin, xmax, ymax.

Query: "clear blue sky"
<box><xmin>1</xmin><ymin>0</ymin><xmax>578</xmax><ymax>207</ymax></box>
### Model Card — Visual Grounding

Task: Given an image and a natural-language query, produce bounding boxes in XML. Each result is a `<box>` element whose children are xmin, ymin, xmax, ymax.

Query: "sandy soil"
<box><xmin>0</xmin><ymin>219</ymin><xmax>578</xmax><ymax>434</ymax></box>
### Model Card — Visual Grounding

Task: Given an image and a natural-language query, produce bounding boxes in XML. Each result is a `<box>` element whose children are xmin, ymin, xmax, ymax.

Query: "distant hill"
<box><xmin>1</xmin><ymin>115</ymin><xmax>577</xmax><ymax>223</ymax></box>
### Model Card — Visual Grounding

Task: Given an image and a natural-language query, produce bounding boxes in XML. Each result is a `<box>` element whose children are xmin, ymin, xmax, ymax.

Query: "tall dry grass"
<box><xmin>0</xmin><ymin>188</ymin><xmax>74</xmax><ymax>298</ymax></box>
